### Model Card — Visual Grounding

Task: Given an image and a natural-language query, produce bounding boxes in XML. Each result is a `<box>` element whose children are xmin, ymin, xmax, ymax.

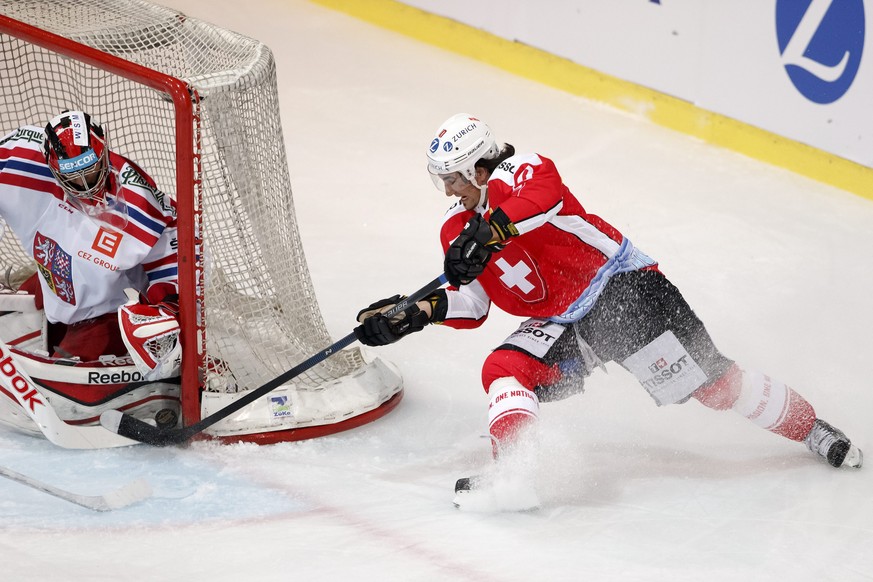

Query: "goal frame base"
<box><xmin>204</xmin><ymin>391</ymin><xmax>403</xmax><ymax>446</ymax></box>
<box><xmin>0</xmin><ymin>306</ymin><xmax>405</xmax><ymax>447</ymax></box>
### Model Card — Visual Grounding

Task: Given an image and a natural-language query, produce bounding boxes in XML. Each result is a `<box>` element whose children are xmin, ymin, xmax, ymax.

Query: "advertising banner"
<box><xmin>399</xmin><ymin>0</ymin><xmax>872</xmax><ymax>169</ymax></box>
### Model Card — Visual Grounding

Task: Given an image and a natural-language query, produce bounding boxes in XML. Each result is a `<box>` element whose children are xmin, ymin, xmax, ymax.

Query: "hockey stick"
<box><xmin>0</xmin><ymin>340</ymin><xmax>141</xmax><ymax>449</ymax></box>
<box><xmin>101</xmin><ymin>274</ymin><xmax>449</xmax><ymax>446</ymax></box>
<box><xmin>0</xmin><ymin>465</ymin><xmax>151</xmax><ymax>511</ymax></box>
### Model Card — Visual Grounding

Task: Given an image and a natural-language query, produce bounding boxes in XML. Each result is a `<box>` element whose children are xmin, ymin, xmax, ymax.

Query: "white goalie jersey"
<box><xmin>0</xmin><ymin>125</ymin><xmax>179</xmax><ymax>324</ymax></box>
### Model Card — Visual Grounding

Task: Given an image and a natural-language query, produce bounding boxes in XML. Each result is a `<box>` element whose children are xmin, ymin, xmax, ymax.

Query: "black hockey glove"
<box><xmin>445</xmin><ymin>214</ymin><xmax>496</xmax><ymax>287</ymax></box>
<box><xmin>354</xmin><ymin>294</ymin><xmax>430</xmax><ymax>347</ymax></box>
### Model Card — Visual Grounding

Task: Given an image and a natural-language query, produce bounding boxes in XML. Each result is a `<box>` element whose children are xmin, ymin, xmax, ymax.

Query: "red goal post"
<box><xmin>0</xmin><ymin>11</ymin><xmax>205</xmax><ymax>427</ymax></box>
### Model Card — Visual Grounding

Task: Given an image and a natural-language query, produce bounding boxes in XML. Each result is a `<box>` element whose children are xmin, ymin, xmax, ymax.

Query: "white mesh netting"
<box><xmin>0</xmin><ymin>0</ymin><xmax>368</xmax><ymax>394</ymax></box>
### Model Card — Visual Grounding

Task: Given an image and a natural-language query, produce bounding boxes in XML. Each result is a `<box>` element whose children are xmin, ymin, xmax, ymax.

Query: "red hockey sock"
<box><xmin>487</xmin><ymin>377</ymin><xmax>540</xmax><ymax>459</ymax></box>
<box><xmin>694</xmin><ymin>367</ymin><xmax>816</xmax><ymax>442</ymax></box>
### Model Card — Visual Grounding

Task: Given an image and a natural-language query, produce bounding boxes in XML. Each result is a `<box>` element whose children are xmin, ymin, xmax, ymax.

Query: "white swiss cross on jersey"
<box><xmin>491</xmin><ymin>248</ymin><xmax>546</xmax><ymax>302</ymax></box>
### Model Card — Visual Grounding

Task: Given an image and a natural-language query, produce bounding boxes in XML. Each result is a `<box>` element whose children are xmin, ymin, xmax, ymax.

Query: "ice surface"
<box><xmin>1</xmin><ymin>0</ymin><xmax>872</xmax><ymax>580</ymax></box>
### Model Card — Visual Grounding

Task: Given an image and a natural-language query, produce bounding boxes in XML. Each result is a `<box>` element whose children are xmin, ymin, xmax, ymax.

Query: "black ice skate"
<box><xmin>453</xmin><ymin>476</ymin><xmax>479</xmax><ymax>500</ymax></box>
<box><xmin>804</xmin><ymin>419</ymin><xmax>863</xmax><ymax>468</ymax></box>
<box><xmin>452</xmin><ymin>474</ymin><xmax>540</xmax><ymax>512</ymax></box>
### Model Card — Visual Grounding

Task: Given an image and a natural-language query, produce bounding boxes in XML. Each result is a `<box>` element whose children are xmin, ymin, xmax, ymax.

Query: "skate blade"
<box><xmin>843</xmin><ymin>445</ymin><xmax>863</xmax><ymax>469</ymax></box>
<box><xmin>452</xmin><ymin>488</ymin><xmax>540</xmax><ymax>513</ymax></box>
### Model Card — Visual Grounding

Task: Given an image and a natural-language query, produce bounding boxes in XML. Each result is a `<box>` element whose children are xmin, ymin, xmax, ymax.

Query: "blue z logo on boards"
<box><xmin>776</xmin><ymin>0</ymin><xmax>865</xmax><ymax>104</ymax></box>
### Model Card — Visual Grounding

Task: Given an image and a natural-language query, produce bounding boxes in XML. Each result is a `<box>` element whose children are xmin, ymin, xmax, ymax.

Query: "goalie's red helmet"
<box><xmin>43</xmin><ymin>110</ymin><xmax>110</xmax><ymax>201</ymax></box>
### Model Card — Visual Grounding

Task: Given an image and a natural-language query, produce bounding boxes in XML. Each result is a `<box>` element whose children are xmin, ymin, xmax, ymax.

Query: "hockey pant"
<box><xmin>481</xmin><ymin>270</ymin><xmax>817</xmax><ymax>455</ymax></box>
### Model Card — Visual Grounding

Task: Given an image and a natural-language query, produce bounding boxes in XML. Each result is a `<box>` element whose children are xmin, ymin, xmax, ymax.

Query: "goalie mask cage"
<box><xmin>0</xmin><ymin>0</ymin><xmax>403</xmax><ymax>444</ymax></box>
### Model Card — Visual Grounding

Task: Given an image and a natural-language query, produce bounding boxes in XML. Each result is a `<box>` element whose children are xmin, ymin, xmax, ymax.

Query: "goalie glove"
<box><xmin>444</xmin><ymin>214</ymin><xmax>498</xmax><ymax>287</ymax></box>
<box><xmin>354</xmin><ymin>294</ymin><xmax>430</xmax><ymax>347</ymax></box>
<box><xmin>118</xmin><ymin>288</ymin><xmax>182</xmax><ymax>380</ymax></box>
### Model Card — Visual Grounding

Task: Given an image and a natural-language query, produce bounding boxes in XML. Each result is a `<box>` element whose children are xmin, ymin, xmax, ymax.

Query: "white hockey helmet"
<box><xmin>426</xmin><ymin>113</ymin><xmax>500</xmax><ymax>192</ymax></box>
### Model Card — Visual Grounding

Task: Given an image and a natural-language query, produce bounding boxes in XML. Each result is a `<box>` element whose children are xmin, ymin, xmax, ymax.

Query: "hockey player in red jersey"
<box><xmin>355</xmin><ymin>113</ymin><xmax>863</xmax><ymax>510</ymax></box>
<box><xmin>0</xmin><ymin>111</ymin><xmax>181</xmax><ymax>380</ymax></box>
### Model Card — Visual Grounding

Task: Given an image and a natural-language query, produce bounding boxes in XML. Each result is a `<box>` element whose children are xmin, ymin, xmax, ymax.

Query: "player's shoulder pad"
<box><xmin>0</xmin><ymin>125</ymin><xmax>46</xmax><ymax>151</ymax></box>
<box><xmin>488</xmin><ymin>152</ymin><xmax>550</xmax><ymax>187</ymax></box>
<box><xmin>113</xmin><ymin>155</ymin><xmax>176</xmax><ymax>218</ymax></box>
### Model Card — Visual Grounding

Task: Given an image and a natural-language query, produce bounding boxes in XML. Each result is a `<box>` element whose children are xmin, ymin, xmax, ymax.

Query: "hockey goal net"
<box><xmin>0</xmin><ymin>0</ymin><xmax>402</xmax><ymax>443</ymax></box>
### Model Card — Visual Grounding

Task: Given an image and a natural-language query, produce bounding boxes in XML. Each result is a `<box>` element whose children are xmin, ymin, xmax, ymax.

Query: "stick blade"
<box><xmin>97</xmin><ymin>478</ymin><xmax>153</xmax><ymax>511</ymax></box>
<box><xmin>100</xmin><ymin>410</ymin><xmax>183</xmax><ymax>446</ymax></box>
<box><xmin>0</xmin><ymin>466</ymin><xmax>152</xmax><ymax>512</ymax></box>
<box><xmin>99</xmin><ymin>409</ymin><xmax>125</xmax><ymax>433</ymax></box>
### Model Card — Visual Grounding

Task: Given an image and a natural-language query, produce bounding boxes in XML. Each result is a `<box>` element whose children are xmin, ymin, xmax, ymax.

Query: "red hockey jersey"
<box><xmin>438</xmin><ymin>153</ymin><xmax>657</xmax><ymax>328</ymax></box>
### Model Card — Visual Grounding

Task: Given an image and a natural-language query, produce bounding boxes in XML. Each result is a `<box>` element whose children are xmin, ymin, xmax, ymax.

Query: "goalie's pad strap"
<box><xmin>0</xmin><ymin>292</ymin><xmax>39</xmax><ymax>313</ymax></box>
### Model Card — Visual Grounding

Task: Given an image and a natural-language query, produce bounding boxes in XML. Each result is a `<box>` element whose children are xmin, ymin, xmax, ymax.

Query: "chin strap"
<box><xmin>473</xmin><ymin>185</ymin><xmax>489</xmax><ymax>214</ymax></box>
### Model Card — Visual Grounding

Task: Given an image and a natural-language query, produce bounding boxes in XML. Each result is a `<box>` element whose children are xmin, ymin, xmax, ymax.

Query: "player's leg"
<box><xmin>578</xmin><ymin>269</ymin><xmax>861</xmax><ymax>468</ymax></box>
<box><xmin>53</xmin><ymin>312</ymin><xmax>127</xmax><ymax>360</ymax></box>
<box><xmin>646</xmin><ymin>273</ymin><xmax>862</xmax><ymax>467</ymax></box>
<box><xmin>454</xmin><ymin>319</ymin><xmax>596</xmax><ymax>510</ymax></box>
<box><xmin>13</xmin><ymin>273</ymin><xmax>126</xmax><ymax>361</ymax></box>
<box><xmin>455</xmin><ymin>350</ymin><xmax>546</xmax><ymax>511</ymax></box>
<box><xmin>480</xmin><ymin>319</ymin><xmax>593</xmax><ymax>457</ymax></box>
<box><xmin>576</xmin><ymin>269</ymin><xmax>736</xmax><ymax>405</ymax></box>
<box><xmin>692</xmin><ymin>366</ymin><xmax>862</xmax><ymax>467</ymax></box>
